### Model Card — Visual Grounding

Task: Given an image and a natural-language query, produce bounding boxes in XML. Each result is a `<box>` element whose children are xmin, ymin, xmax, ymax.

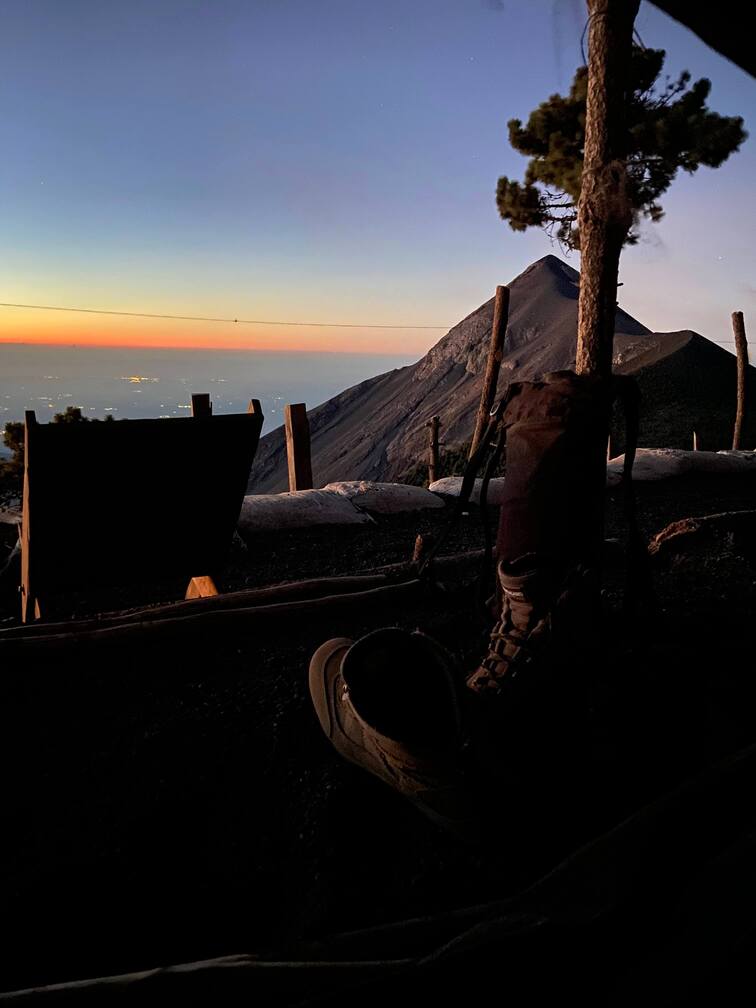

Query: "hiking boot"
<box><xmin>467</xmin><ymin>555</ymin><xmax>597</xmax><ymax>695</ymax></box>
<box><xmin>466</xmin><ymin>555</ymin><xmax>557</xmax><ymax>694</ymax></box>
<box><xmin>309</xmin><ymin>627</ymin><xmax>479</xmax><ymax>840</ymax></box>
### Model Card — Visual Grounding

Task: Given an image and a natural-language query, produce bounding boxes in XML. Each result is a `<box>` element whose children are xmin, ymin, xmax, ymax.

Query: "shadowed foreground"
<box><xmin>1</xmin><ymin>475</ymin><xmax>755</xmax><ymax>1003</ymax></box>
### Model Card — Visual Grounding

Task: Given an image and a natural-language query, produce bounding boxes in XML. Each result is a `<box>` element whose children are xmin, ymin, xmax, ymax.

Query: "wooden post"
<box><xmin>469</xmin><ymin>285</ymin><xmax>510</xmax><ymax>458</ymax></box>
<box><xmin>427</xmin><ymin>416</ymin><xmax>440</xmax><ymax>486</ymax></box>
<box><xmin>191</xmin><ymin>393</ymin><xmax>212</xmax><ymax>418</ymax></box>
<box><xmin>247</xmin><ymin>398</ymin><xmax>263</xmax><ymax>417</ymax></box>
<box><xmin>575</xmin><ymin>0</ymin><xmax>640</xmax><ymax>378</ymax></box>
<box><xmin>412</xmin><ymin>533</ymin><xmax>435</xmax><ymax>567</ymax></box>
<box><xmin>693</xmin><ymin>431</ymin><xmax>698</xmax><ymax>451</ymax></box>
<box><xmin>20</xmin><ymin>410</ymin><xmax>41</xmax><ymax>623</ymax></box>
<box><xmin>732</xmin><ymin>311</ymin><xmax>749</xmax><ymax>450</ymax></box>
<box><xmin>284</xmin><ymin>403</ymin><xmax>313</xmax><ymax>491</ymax></box>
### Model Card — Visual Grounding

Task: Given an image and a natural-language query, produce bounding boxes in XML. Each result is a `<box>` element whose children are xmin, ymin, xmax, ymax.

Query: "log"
<box><xmin>0</xmin><ymin>580</ymin><xmax>426</xmax><ymax>652</ymax></box>
<box><xmin>0</xmin><ymin>549</ymin><xmax>488</xmax><ymax>643</ymax></box>
<box><xmin>648</xmin><ymin>509</ymin><xmax>756</xmax><ymax>564</ymax></box>
<box><xmin>469</xmin><ymin>285</ymin><xmax>510</xmax><ymax>458</ymax></box>
<box><xmin>284</xmin><ymin>403</ymin><xmax>313</xmax><ymax>491</ymax></box>
<box><xmin>731</xmin><ymin>311</ymin><xmax>749</xmax><ymax>450</ymax></box>
<box><xmin>0</xmin><ymin>574</ymin><xmax>397</xmax><ymax>638</ymax></box>
<box><xmin>0</xmin><ymin>955</ymin><xmax>413</xmax><ymax>1004</ymax></box>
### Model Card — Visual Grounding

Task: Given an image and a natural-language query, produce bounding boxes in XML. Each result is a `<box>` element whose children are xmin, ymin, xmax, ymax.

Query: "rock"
<box><xmin>324</xmin><ymin>481</ymin><xmax>445</xmax><ymax>513</ymax></box>
<box><xmin>607</xmin><ymin>448</ymin><xmax>756</xmax><ymax>486</ymax></box>
<box><xmin>238</xmin><ymin>490</ymin><xmax>373</xmax><ymax>531</ymax></box>
<box><xmin>428</xmin><ymin>476</ymin><xmax>507</xmax><ymax>505</ymax></box>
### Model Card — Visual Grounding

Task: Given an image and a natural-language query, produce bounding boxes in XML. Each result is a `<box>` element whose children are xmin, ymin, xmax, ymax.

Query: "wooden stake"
<box><xmin>191</xmin><ymin>393</ymin><xmax>212</xmax><ymax>418</ymax></box>
<box><xmin>732</xmin><ymin>311</ymin><xmax>749</xmax><ymax>450</ymax></box>
<box><xmin>412</xmin><ymin>533</ymin><xmax>435</xmax><ymax>567</ymax></box>
<box><xmin>427</xmin><ymin>416</ymin><xmax>440</xmax><ymax>485</ymax></box>
<box><xmin>469</xmin><ymin>285</ymin><xmax>510</xmax><ymax>458</ymax></box>
<box><xmin>247</xmin><ymin>398</ymin><xmax>263</xmax><ymax>417</ymax></box>
<box><xmin>693</xmin><ymin>431</ymin><xmax>698</xmax><ymax>451</ymax></box>
<box><xmin>20</xmin><ymin>410</ymin><xmax>41</xmax><ymax>623</ymax></box>
<box><xmin>284</xmin><ymin>403</ymin><xmax>313</xmax><ymax>491</ymax></box>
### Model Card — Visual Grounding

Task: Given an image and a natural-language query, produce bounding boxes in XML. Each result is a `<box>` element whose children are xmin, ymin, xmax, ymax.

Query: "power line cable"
<box><xmin>0</xmin><ymin>299</ymin><xmax>746</xmax><ymax>347</ymax></box>
<box><xmin>0</xmin><ymin>301</ymin><xmax>448</xmax><ymax>330</ymax></box>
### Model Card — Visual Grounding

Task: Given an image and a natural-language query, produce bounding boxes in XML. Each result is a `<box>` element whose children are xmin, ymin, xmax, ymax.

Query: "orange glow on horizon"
<box><xmin>0</xmin><ymin>310</ymin><xmax>438</xmax><ymax>355</ymax></box>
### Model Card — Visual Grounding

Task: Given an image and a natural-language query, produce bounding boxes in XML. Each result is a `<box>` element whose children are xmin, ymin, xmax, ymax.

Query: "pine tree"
<box><xmin>496</xmin><ymin>45</ymin><xmax>746</xmax><ymax>251</ymax></box>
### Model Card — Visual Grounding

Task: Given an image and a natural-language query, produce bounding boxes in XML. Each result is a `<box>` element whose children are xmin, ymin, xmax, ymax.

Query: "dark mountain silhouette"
<box><xmin>248</xmin><ymin>255</ymin><xmax>755</xmax><ymax>491</ymax></box>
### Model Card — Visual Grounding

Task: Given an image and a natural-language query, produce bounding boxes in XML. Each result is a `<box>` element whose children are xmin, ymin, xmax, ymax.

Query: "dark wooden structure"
<box><xmin>284</xmin><ymin>403</ymin><xmax>313</xmax><ymax>491</ymax></box>
<box><xmin>20</xmin><ymin>397</ymin><xmax>264</xmax><ymax>622</ymax></box>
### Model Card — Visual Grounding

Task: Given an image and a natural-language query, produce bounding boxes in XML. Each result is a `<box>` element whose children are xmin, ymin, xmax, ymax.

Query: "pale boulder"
<box><xmin>607</xmin><ymin>448</ymin><xmax>756</xmax><ymax>486</ymax></box>
<box><xmin>428</xmin><ymin>477</ymin><xmax>507</xmax><ymax>505</ymax></box>
<box><xmin>325</xmin><ymin>481</ymin><xmax>445</xmax><ymax>514</ymax></box>
<box><xmin>238</xmin><ymin>489</ymin><xmax>373</xmax><ymax>531</ymax></box>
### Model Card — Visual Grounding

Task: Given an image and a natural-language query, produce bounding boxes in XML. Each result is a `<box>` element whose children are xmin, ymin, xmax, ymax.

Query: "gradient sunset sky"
<box><xmin>1</xmin><ymin>0</ymin><xmax>754</xmax><ymax>355</ymax></box>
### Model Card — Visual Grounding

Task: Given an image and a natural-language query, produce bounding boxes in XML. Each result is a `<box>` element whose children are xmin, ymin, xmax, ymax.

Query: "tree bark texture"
<box><xmin>575</xmin><ymin>0</ymin><xmax>640</xmax><ymax>378</ymax></box>
<box><xmin>731</xmin><ymin>311</ymin><xmax>749</xmax><ymax>450</ymax></box>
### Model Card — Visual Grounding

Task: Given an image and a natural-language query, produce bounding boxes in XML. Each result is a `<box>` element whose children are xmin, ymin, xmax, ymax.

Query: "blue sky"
<box><xmin>0</xmin><ymin>0</ymin><xmax>753</xmax><ymax>352</ymax></box>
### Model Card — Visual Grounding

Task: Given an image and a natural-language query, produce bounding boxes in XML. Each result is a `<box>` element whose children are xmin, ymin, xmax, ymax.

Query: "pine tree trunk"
<box><xmin>575</xmin><ymin>0</ymin><xmax>640</xmax><ymax>378</ymax></box>
<box><xmin>732</xmin><ymin>311</ymin><xmax>749</xmax><ymax>450</ymax></box>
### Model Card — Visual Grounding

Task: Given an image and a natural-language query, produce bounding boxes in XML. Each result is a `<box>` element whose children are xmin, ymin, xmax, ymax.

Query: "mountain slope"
<box><xmin>248</xmin><ymin>255</ymin><xmax>755</xmax><ymax>491</ymax></box>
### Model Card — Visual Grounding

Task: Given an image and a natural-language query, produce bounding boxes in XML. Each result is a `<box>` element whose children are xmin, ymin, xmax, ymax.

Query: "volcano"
<box><xmin>248</xmin><ymin>255</ymin><xmax>755</xmax><ymax>491</ymax></box>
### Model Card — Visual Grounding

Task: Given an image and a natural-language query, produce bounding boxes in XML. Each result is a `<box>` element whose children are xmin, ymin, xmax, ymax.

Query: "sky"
<box><xmin>0</xmin><ymin>0</ymin><xmax>754</xmax><ymax>355</ymax></box>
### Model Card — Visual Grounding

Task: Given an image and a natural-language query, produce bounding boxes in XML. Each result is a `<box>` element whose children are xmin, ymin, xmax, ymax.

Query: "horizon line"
<box><xmin>0</xmin><ymin>338</ymin><xmax>423</xmax><ymax>356</ymax></box>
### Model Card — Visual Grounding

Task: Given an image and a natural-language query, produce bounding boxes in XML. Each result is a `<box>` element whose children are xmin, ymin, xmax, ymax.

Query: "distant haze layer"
<box><xmin>0</xmin><ymin>345</ymin><xmax>416</xmax><ymax>448</ymax></box>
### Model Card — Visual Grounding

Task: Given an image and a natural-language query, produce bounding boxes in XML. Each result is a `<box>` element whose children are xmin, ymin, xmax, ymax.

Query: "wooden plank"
<box><xmin>191</xmin><ymin>393</ymin><xmax>212</xmax><ymax>418</ymax></box>
<box><xmin>247</xmin><ymin>398</ymin><xmax>263</xmax><ymax>416</ymax></box>
<box><xmin>284</xmin><ymin>403</ymin><xmax>313</xmax><ymax>491</ymax></box>
<box><xmin>469</xmin><ymin>285</ymin><xmax>510</xmax><ymax>458</ymax></box>
<box><xmin>185</xmin><ymin>575</ymin><xmax>220</xmax><ymax>599</ymax></box>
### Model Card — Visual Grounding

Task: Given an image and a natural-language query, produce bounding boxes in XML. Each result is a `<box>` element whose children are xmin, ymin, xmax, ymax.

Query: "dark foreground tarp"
<box><xmin>3</xmin><ymin>740</ymin><xmax>756</xmax><ymax>1006</ymax></box>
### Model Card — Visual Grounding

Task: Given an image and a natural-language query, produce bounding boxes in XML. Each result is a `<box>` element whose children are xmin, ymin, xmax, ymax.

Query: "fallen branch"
<box><xmin>0</xmin><ymin>550</ymin><xmax>488</xmax><ymax>642</ymax></box>
<box><xmin>648</xmin><ymin>509</ymin><xmax>756</xmax><ymax>563</ymax></box>
<box><xmin>0</xmin><ymin>580</ymin><xmax>426</xmax><ymax>651</ymax></box>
